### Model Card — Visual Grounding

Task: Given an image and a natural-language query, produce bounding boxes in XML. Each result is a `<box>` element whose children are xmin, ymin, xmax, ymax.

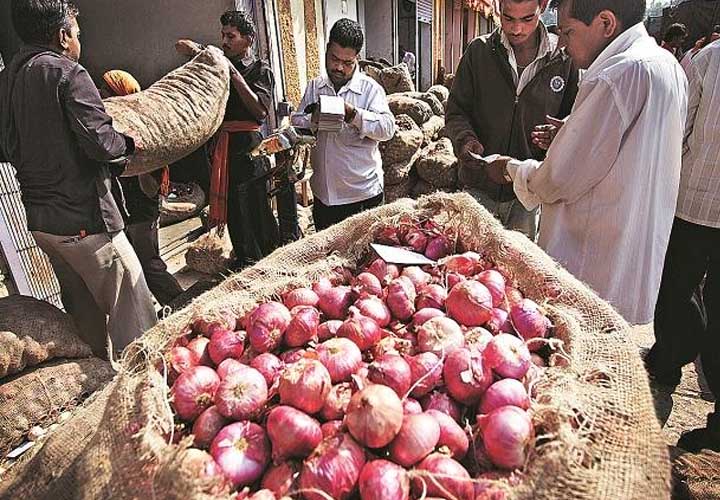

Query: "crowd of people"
<box><xmin>0</xmin><ymin>0</ymin><xmax>718</xmax><ymax>454</ymax></box>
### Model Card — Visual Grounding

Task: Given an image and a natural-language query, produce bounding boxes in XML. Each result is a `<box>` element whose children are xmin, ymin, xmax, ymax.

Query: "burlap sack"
<box><xmin>185</xmin><ymin>230</ymin><xmax>234</xmax><ymax>276</ymax></box>
<box><xmin>672</xmin><ymin>449</ymin><xmax>720</xmax><ymax>499</ymax></box>
<box><xmin>1</xmin><ymin>193</ymin><xmax>670</xmax><ymax>499</ymax></box>
<box><xmin>416</xmin><ymin>138</ymin><xmax>459</xmax><ymax>189</ymax></box>
<box><xmin>0</xmin><ymin>358</ymin><xmax>114</xmax><ymax>455</ymax></box>
<box><xmin>412</xmin><ymin>178</ymin><xmax>439</xmax><ymax>197</ymax></box>
<box><xmin>385</xmin><ymin>174</ymin><xmax>418</xmax><ymax>203</ymax></box>
<box><xmin>0</xmin><ymin>295</ymin><xmax>91</xmax><ymax>380</ymax></box>
<box><xmin>384</xmin><ymin>148</ymin><xmax>421</xmax><ymax>187</ymax></box>
<box><xmin>427</xmin><ymin>84</ymin><xmax>450</xmax><ymax>104</ymax></box>
<box><xmin>387</xmin><ymin>94</ymin><xmax>433</xmax><ymax>126</ymax></box>
<box><xmin>104</xmin><ymin>47</ymin><xmax>230</xmax><ymax>177</ymax></box>
<box><xmin>380</xmin><ymin>114</ymin><xmax>423</xmax><ymax>165</ymax></box>
<box><xmin>378</xmin><ymin>63</ymin><xmax>416</xmax><ymax>94</ymax></box>
<box><xmin>402</xmin><ymin>91</ymin><xmax>444</xmax><ymax>116</ymax></box>
<box><xmin>421</xmin><ymin>115</ymin><xmax>445</xmax><ymax>145</ymax></box>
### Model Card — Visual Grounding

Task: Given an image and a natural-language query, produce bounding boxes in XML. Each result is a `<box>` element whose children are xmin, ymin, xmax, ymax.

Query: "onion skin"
<box><xmin>477</xmin><ymin>406</ymin><xmax>534</xmax><ymax>470</ymax></box>
<box><xmin>483</xmin><ymin>333</ymin><xmax>531</xmax><ymax>380</ymax></box>
<box><xmin>443</xmin><ymin>348</ymin><xmax>493</xmax><ymax>405</ymax></box>
<box><xmin>464</xmin><ymin>327</ymin><xmax>495</xmax><ymax>353</ymax></box>
<box><xmin>416</xmin><ymin>316</ymin><xmax>465</xmax><ymax>357</ymax></box>
<box><xmin>210</xmin><ymin>421</ymin><xmax>270</xmax><ymax>488</ymax></box>
<box><xmin>425</xmin><ymin>236</ymin><xmax>450</xmax><ymax>261</ymax></box>
<box><xmin>367</xmin><ymin>354</ymin><xmax>412</xmax><ymax>397</ymax></box>
<box><xmin>214</xmin><ymin>365</ymin><xmax>268</xmax><ymax>420</ymax></box>
<box><xmin>406</xmin><ymin>352</ymin><xmax>444</xmax><ymax>398</ymax></box>
<box><xmin>476</xmin><ymin>269</ymin><xmax>506</xmax><ymax>308</ymax></box>
<box><xmin>320</xmin><ymin>383</ymin><xmax>353</xmax><ymax>421</ymax></box>
<box><xmin>318</xmin><ymin>286</ymin><xmax>356</xmax><ymax>320</ymax></box>
<box><xmin>171</xmin><ymin>365</ymin><xmax>221</xmax><ymax>421</ymax></box>
<box><xmin>285</xmin><ymin>306</ymin><xmax>321</xmax><ymax>348</ymax></box>
<box><xmin>359</xmin><ymin>459</ymin><xmax>410</xmax><ymax>500</ymax></box>
<box><xmin>446</xmin><ymin>280</ymin><xmax>493</xmax><ymax>327</ymax></box>
<box><xmin>510</xmin><ymin>298</ymin><xmax>551</xmax><ymax>350</ymax></box>
<box><xmin>337</xmin><ymin>312</ymin><xmax>383</xmax><ymax>351</ymax></box>
<box><xmin>346</xmin><ymin>385</ymin><xmax>404</xmax><ymax>448</ymax></box>
<box><xmin>412</xmin><ymin>453</ymin><xmax>474</xmax><ymax>500</ymax></box>
<box><xmin>250</xmin><ymin>353</ymin><xmax>284</xmax><ymax>388</ymax></box>
<box><xmin>412</xmin><ymin>308</ymin><xmax>446</xmax><ymax>329</ymax></box>
<box><xmin>208</xmin><ymin>328</ymin><xmax>245</xmax><ymax>365</ymax></box>
<box><xmin>266</xmin><ymin>405</ymin><xmax>323</xmax><ymax>462</ymax></box>
<box><xmin>403</xmin><ymin>398</ymin><xmax>423</xmax><ymax>415</ymax></box>
<box><xmin>420</xmin><ymin>390</ymin><xmax>462</xmax><ymax>423</ymax></box>
<box><xmin>388</xmin><ymin>413</ymin><xmax>440</xmax><ymax>467</ymax></box>
<box><xmin>478</xmin><ymin>378</ymin><xmax>531</xmax><ymax>415</ymax></box>
<box><xmin>247</xmin><ymin>302</ymin><xmax>292</xmax><ymax>353</ymax></box>
<box><xmin>485</xmin><ymin>308</ymin><xmax>515</xmax><ymax>335</ymax></box>
<box><xmin>425</xmin><ymin>409</ymin><xmax>469</xmax><ymax>460</ymax></box>
<box><xmin>187</xmin><ymin>337</ymin><xmax>213</xmax><ymax>367</ymax></box>
<box><xmin>216</xmin><ymin>358</ymin><xmax>244</xmax><ymax>379</ymax></box>
<box><xmin>386</xmin><ymin>277</ymin><xmax>417</xmax><ymax>321</ymax></box>
<box><xmin>317</xmin><ymin>337</ymin><xmax>363</xmax><ymax>383</ymax></box>
<box><xmin>416</xmin><ymin>284</ymin><xmax>448</xmax><ymax>311</ymax></box>
<box><xmin>321</xmin><ymin>420</ymin><xmax>344</xmax><ymax>438</ymax></box>
<box><xmin>278</xmin><ymin>359</ymin><xmax>332</xmax><ymax>415</ymax></box>
<box><xmin>284</xmin><ymin>288</ymin><xmax>320</xmax><ymax>309</ymax></box>
<box><xmin>299</xmin><ymin>433</ymin><xmax>366</xmax><ymax>500</ymax></box>
<box><xmin>354</xmin><ymin>295</ymin><xmax>392</xmax><ymax>327</ymax></box>
<box><xmin>192</xmin><ymin>405</ymin><xmax>229</xmax><ymax>449</ymax></box>
<box><xmin>261</xmin><ymin>461</ymin><xmax>299</xmax><ymax>497</ymax></box>
<box><xmin>354</xmin><ymin>272</ymin><xmax>383</xmax><ymax>297</ymax></box>
<box><xmin>318</xmin><ymin>320</ymin><xmax>343</xmax><ymax>341</ymax></box>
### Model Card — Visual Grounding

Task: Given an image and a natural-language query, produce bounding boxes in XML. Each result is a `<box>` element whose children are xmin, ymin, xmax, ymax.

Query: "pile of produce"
<box><xmin>163</xmin><ymin>215</ymin><xmax>554</xmax><ymax>499</ymax></box>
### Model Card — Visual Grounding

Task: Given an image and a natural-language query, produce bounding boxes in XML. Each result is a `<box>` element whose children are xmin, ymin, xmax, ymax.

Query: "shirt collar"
<box><xmin>231</xmin><ymin>53</ymin><xmax>255</xmax><ymax>69</ymax></box>
<box><xmin>585</xmin><ymin>23</ymin><xmax>649</xmax><ymax>78</ymax></box>
<box><xmin>500</xmin><ymin>22</ymin><xmax>556</xmax><ymax>64</ymax></box>
<box><xmin>320</xmin><ymin>67</ymin><xmax>364</xmax><ymax>95</ymax></box>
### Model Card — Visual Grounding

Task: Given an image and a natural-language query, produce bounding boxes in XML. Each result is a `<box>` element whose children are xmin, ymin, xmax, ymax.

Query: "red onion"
<box><xmin>168</xmin><ymin>346</ymin><xmax>199</xmax><ymax>378</ymax></box>
<box><xmin>366</xmin><ymin>258</ymin><xmax>398</xmax><ymax>284</ymax></box>
<box><xmin>285</xmin><ymin>306</ymin><xmax>320</xmax><ymax>347</ymax></box>
<box><xmin>443</xmin><ymin>252</ymin><xmax>480</xmax><ymax>276</ymax></box>
<box><xmin>420</xmin><ymin>391</ymin><xmax>462</xmax><ymax>423</ymax></box>
<box><xmin>465</xmin><ymin>327</ymin><xmax>495</xmax><ymax>353</ymax></box>
<box><xmin>530</xmin><ymin>353</ymin><xmax>547</xmax><ymax>367</ymax></box>
<box><xmin>446</xmin><ymin>280</ymin><xmax>493</xmax><ymax>327</ymax></box>
<box><xmin>402</xmin><ymin>228</ymin><xmax>429</xmax><ymax>253</ymax></box>
<box><xmin>280</xmin><ymin>348</ymin><xmax>308</xmax><ymax>365</ymax></box>
<box><xmin>478</xmin><ymin>379</ymin><xmax>530</xmax><ymax>415</ymax></box>
<box><xmin>354</xmin><ymin>272</ymin><xmax>383</xmax><ymax>297</ymax></box>
<box><xmin>171</xmin><ymin>366</ymin><xmax>221</xmax><ymax>421</ymax></box>
<box><xmin>388</xmin><ymin>413</ymin><xmax>440</xmax><ymax>467</ymax></box>
<box><xmin>505</xmin><ymin>286</ymin><xmax>524</xmax><ymax>308</ymax></box>
<box><xmin>386</xmin><ymin>276</ymin><xmax>417</xmax><ymax>321</ymax></box>
<box><xmin>406</xmin><ymin>352</ymin><xmax>443</xmax><ymax>398</ymax></box>
<box><xmin>279</xmin><ymin>359</ymin><xmax>331</xmax><ymax>414</ymax></box>
<box><xmin>412</xmin><ymin>308</ymin><xmax>446</xmax><ymax>329</ymax></box>
<box><xmin>417</xmin><ymin>316</ymin><xmax>465</xmax><ymax>356</ymax></box>
<box><xmin>443</xmin><ymin>348</ymin><xmax>493</xmax><ymax>405</ymax></box>
<box><xmin>359</xmin><ymin>459</ymin><xmax>410</xmax><ymax>500</ymax></box>
<box><xmin>217</xmin><ymin>358</ymin><xmax>244</xmax><ymax>379</ymax></box>
<box><xmin>478</xmin><ymin>406</ymin><xmax>534</xmax><ymax>470</ymax></box>
<box><xmin>312</xmin><ymin>277</ymin><xmax>334</xmax><ymax>298</ymax></box>
<box><xmin>316</xmin><ymin>337</ymin><xmax>363</xmax><ymax>383</ymax></box>
<box><xmin>376</xmin><ymin>226</ymin><xmax>402</xmax><ymax>246</ymax></box>
<box><xmin>247</xmin><ymin>302</ymin><xmax>292</xmax><ymax>353</ymax></box>
<box><xmin>192</xmin><ymin>405</ymin><xmax>229</xmax><ymax>449</ymax></box>
<box><xmin>210</xmin><ymin>421</ymin><xmax>270</xmax><ymax>488</ymax></box>
<box><xmin>266</xmin><ymin>405</ymin><xmax>323</xmax><ymax>462</ymax></box>
<box><xmin>250</xmin><ymin>353</ymin><xmax>284</xmax><ymax>388</ymax></box>
<box><xmin>318</xmin><ymin>320</ymin><xmax>343</xmax><ymax>341</ymax></box>
<box><xmin>486</xmin><ymin>308</ymin><xmax>514</xmax><ymax>335</ymax></box>
<box><xmin>416</xmin><ymin>284</ymin><xmax>448</xmax><ymax>310</ymax></box>
<box><xmin>337</xmin><ymin>311</ymin><xmax>382</xmax><ymax>351</ymax></box>
<box><xmin>261</xmin><ymin>461</ymin><xmax>299</xmax><ymax>497</ymax></box>
<box><xmin>412</xmin><ymin>453</ymin><xmax>474</xmax><ymax>500</ymax></box>
<box><xmin>446</xmin><ymin>271</ymin><xmax>467</xmax><ymax>290</ymax></box>
<box><xmin>510</xmin><ymin>298</ymin><xmax>551</xmax><ymax>350</ymax></box>
<box><xmin>283</xmin><ymin>287</ymin><xmax>320</xmax><ymax>309</ymax></box>
<box><xmin>214</xmin><ymin>365</ymin><xmax>268</xmax><ymax>420</ymax></box>
<box><xmin>318</xmin><ymin>286</ymin><xmax>356</xmax><ymax>320</ymax></box>
<box><xmin>425</xmin><ymin>410</ymin><xmax>469</xmax><ymax>460</ymax></box>
<box><xmin>246</xmin><ymin>489</ymin><xmax>275</xmax><ymax>500</ymax></box>
<box><xmin>402</xmin><ymin>266</ymin><xmax>432</xmax><ymax>290</ymax></box>
<box><xmin>208</xmin><ymin>328</ymin><xmax>245</xmax><ymax>365</ymax></box>
<box><xmin>188</xmin><ymin>337</ymin><xmax>213</xmax><ymax>367</ymax></box>
<box><xmin>367</xmin><ymin>354</ymin><xmax>412</xmax><ymax>397</ymax></box>
<box><xmin>192</xmin><ymin>317</ymin><xmax>212</xmax><ymax>336</ymax></box>
<box><xmin>346</xmin><ymin>385</ymin><xmax>404</xmax><ymax>448</ymax></box>
<box><xmin>298</xmin><ymin>433</ymin><xmax>366</xmax><ymax>500</ymax></box>
<box><xmin>403</xmin><ymin>398</ymin><xmax>423</xmax><ymax>415</ymax></box>
<box><xmin>477</xmin><ymin>269</ymin><xmax>506</xmax><ymax>308</ymax></box>
<box><xmin>321</xmin><ymin>420</ymin><xmax>344</xmax><ymax>438</ymax></box>
<box><xmin>320</xmin><ymin>382</ymin><xmax>353</xmax><ymax>421</ymax></box>
<box><xmin>207</xmin><ymin>320</ymin><xmax>233</xmax><ymax>340</ymax></box>
<box><xmin>180</xmin><ymin>448</ymin><xmax>226</xmax><ymax>494</ymax></box>
<box><xmin>483</xmin><ymin>334</ymin><xmax>531</xmax><ymax>380</ymax></box>
<box><xmin>354</xmin><ymin>295</ymin><xmax>392</xmax><ymax>327</ymax></box>
<box><xmin>425</xmin><ymin>236</ymin><xmax>450</xmax><ymax>261</ymax></box>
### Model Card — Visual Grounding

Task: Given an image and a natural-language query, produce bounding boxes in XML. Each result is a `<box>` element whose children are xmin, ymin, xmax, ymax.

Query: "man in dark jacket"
<box><xmin>0</xmin><ymin>0</ymin><xmax>157</xmax><ymax>357</ymax></box>
<box><xmin>445</xmin><ymin>0</ymin><xmax>579</xmax><ymax>240</ymax></box>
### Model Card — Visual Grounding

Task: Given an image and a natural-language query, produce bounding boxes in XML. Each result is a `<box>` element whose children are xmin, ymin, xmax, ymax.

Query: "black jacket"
<box><xmin>0</xmin><ymin>46</ymin><xmax>132</xmax><ymax>236</ymax></box>
<box><xmin>445</xmin><ymin>29</ymin><xmax>579</xmax><ymax>202</ymax></box>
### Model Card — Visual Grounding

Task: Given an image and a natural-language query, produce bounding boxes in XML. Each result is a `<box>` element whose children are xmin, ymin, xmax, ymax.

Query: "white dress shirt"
<box><xmin>507</xmin><ymin>24</ymin><xmax>688</xmax><ymax>324</ymax></box>
<box><xmin>677</xmin><ymin>39</ymin><xmax>720</xmax><ymax>228</ymax></box>
<box><xmin>291</xmin><ymin>70</ymin><xmax>395</xmax><ymax>206</ymax></box>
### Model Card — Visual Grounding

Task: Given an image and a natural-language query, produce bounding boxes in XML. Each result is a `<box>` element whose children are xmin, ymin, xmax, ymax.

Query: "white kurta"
<box><xmin>508</xmin><ymin>24</ymin><xmax>688</xmax><ymax>324</ymax></box>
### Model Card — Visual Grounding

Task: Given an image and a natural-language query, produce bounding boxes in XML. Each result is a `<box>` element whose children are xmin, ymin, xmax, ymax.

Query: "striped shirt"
<box><xmin>677</xmin><ymin>39</ymin><xmax>720</xmax><ymax>228</ymax></box>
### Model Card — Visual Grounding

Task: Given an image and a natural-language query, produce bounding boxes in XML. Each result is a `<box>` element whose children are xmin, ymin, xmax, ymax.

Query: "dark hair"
<box><xmin>220</xmin><ymin>10</ymin><xmax>255</xmax><ymax>37</ymax></box>
<box><xmin>11</xmin><ymin>0</ymin><xmax>79</xmax><ymax>45</ymax></box>
<box><xmin>549</xmin><ymin>0</ymin><xmax>645</xmax><ymax>28</ymax></box>
<box><xmin>663</xmin><ymin>23</ymin><xmax>687</xmax><ymax>42</ymax></box>
<box><xmin>329</xmin><ymin>18</ymin><xmax>364</xmax><ymax>53</ymax></box>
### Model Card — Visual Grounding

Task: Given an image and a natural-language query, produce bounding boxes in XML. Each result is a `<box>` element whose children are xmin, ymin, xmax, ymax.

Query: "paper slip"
<box><xmin>468</xmin><ymin>152</ymin><xmax>503</xmax><ymax>164</ymax></box>
<box><xmin>317</xmin><ymin>95</ymin><xmax>345</xmax><ymax>132</ymax></box>
<box><xmin>370</xmin><ymin>243</ymin><xmax>436</xmax><ymax>266</ymax></box>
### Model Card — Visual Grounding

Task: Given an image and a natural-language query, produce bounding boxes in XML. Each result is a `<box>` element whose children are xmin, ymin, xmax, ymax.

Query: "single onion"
<box><xmin>318</xmin><ymin>286</ymin><xmax>356</xmax><ymax>320</ymax></box>
<box><xmin>312</xmin><ymin>278</ymin><xmax>334</xmax><ymax>298</ymax></box>
<box><xmin>505</xmin><ymin>286</ymin><xmax>524</xmax><ymax>308</ymax></box>
<box><xmin>402</xmin><ymin>266</ymin><xmax>432</xmax><ymax>291</ymax></box>
<box><xmin>412</xmin><ymin>453</ymin><xmax>474</xmax><ymax>500</ymax></box>
<box><xmin>247</xmin><ymin>302</ymin><xmax>292</xmax><ymax>353</ymax></box>
<box><xmin>417</xmin><ymin>316</ymin><xmax>465</xmax><ymax>356</ymax></box>
<box><xmin>446</xmin><ymin>272</ymin><xmax>467</xmax><ymax>290</ymax></box>
<box><xmin>403</xmin><ymin>228</ymin><xmax>429</xmax><ymax>253</ymax></box>
<box><xmin>192</xmin><ymin>405</ymin><xmax>229</xmax><ymax>449</ymax></box>
<box><xmin>354</xmin><ymin>295</ymin><xmax>392</xmax><ymax>327</ymax></box>
<box><xmin>510</xmin><ymin>298</ymin><xmax>551</xmax><ymax>350</ymax></box>
<box><xmin>266</xmin><ymin>405</ymin><xmax>323</xmax><ymax>462</ymax></box>
<box><xmin>368</xmin><ymin>354</ymin><xmax>412</xmax><ymax>397</ymax></box>
<box><xmin>321</xmin><ymin>420</ymin><xmax>344</xmax><ymax>438</ymax></box>
<box><xmin>359</xmin><ymin>459</ymin><xmax>410</xmax><ymax>500</ymax></box>
<box><xmin>376</xmin><ymin>225</ymin><xmax>402</xmax><ymax>246</ymax></box>
<box><xmin>478</xmin><ymin>379</ymin><xmax>530</xmax><ymax>415</ymax></box>
<box><xmin>210</xmin><ymin>421</ymin><xmax>270</xmax><ymax>488</ymax></box>
<box><xmin>443</xmin><ymin>252</ymin><xmax>480</xmax><ymax>276</ymax></box>
<box><xmin>425</xmin><ymin>236</ymin><xmax>451</xmax><ymax>261</ymax></box>
<box><xmin>412</xmin><ymin>308</ymin><xmax>446</xmax><ymax>329</ymax></box>
<box><xmin>171</xmin><ymin>365</ymin><xmax>221</xmax><ymax>421</ymax></box>
<box><xmin>261</xmin><ymin>461</ymin><xmax>299</xmax><ymax>497</ymax></box>
<box><xmin>188</xmin><ymin>337</ymin><xmax>213</xmax><ymax>366</ymax></box>
<box><xmin>283</xmin><ymin>288</ymin><xmax>320</xmax><ymax>309</ymax></box>
<box><xmin>280</xmin><ymin>348</ymin><xmax>308</xmax><ymax>365</ymax></box>
<box><xmin>299</xmin><ymin>433</ymin><xmax>366</xmax><ymax>500</ymax></box>
<box><xmin>179</xmin><ymin>448</ymin><xmax>227</xmax><ymax>494</ymax></box>
<box><xmin>217</xmin><ymin>358</ymin><xmax>244</xmax><ymax>379</ymax></box>
<box><xmin>250</xmin><ymin>353</ymin><xmax>284</xmax><ymax>388</ymax></box>
<box><xmin>337</xmin><ymin>310</ymin><xmax>383</xmax><ymax>351</ymax></box>
<box><xmin>446</xmin><ymin>280</ymin><xmax>493</xmax><ymax>327</ymax></box>
<box><xmin>285</xmin><ymin>306</ymin><xmax>320</xmax><ymax>347</ymax></box>
<box><xmin>208</xmin><ymin>328</ymin><xmax>245</xmax><ymax>365</ymax></box>
<box><xmin>386</xmin><ymin>276</ymin><xmax>417</xmax><ymax>321</ymax></box>
<box><xmin>316</xmin><ymin>337</ymin><xmax>363</xmax><ymax>383</ymax></box>
<box><xmin>406</xmin><ymin>352</ymin><xmax>443</xmax><ymax>398</ymax></box>
<box><xmin>530</xmin><ymin>353</ymin><xmax>547</xmax><ymax>367</ymax></box>
<box><xmin>416</xmin><ymin>284</ymin><xmax>448</xmax><ymax>311</ymax></box>
<box><xmin>425</xmin><ymin>409</ymin><xmax>469</xmax><ymax>460</ymax></box>
<box><xmin>465</xmin><ymin>327</ymin><xmax>495</xmax><ymax>353</ymax></box>
<box><xmin>483</xmin><ymin>334</ymin><xmax>531</xmax><ymax>380</ymax></box>
<box><xmin>403</xmin><ymin>398</ymin><xmax>423</xmax><ymax>415</ymax></box>
<box><xmin>443</xmin><ymin>348</ymin><xmax>493</xmax><ymax>405</ymax></box>
<box><xmin>318</xmin><ymin>320</ymin><xmax>343</xmax><ymax>341</ymax></box>
<box><xmin>214</xmin><ymin>365</ymin><xmax>268</xmax><ymax>420</ymax></box>
<box><xmin>320</xmin><ymin>382</ymin><xmax>353</xmax><ymax>421</ymax></box>
<box><xmin>279</xmin><ymin>359</ymin><xmax>331</xmax><ymax>414</ymax></box>
<box><xmin>477</xmin><ymin>406</ymin><xmax>534</xmax><ymax>470</ymax></box>
<box><xmin>477</xmin><ymin>269</ymin><xmax>506</xmax><ymax>308</ymax></box>
<box><xmin>354</xmin><ymin>272</ymin><xmax>383</xmax><ymax>297</ymax></box>
<box><xmin>486</xmin><ymin>308</ymin><xmax>514</xmax><ymax>335</ymax></box>
<box><xmin>420</xmin><ymin>391</ymin><xmax>462</xmax><ymax>422</ymax></box>
<box><xmin>167</xmin><ymin>346</ymin><xmax>199</xmax><ymax>382</ymax></box>
<box><xmin>388</xmin><ymin>413</ymin><xmax>440</xmax><ymax>467</ymax></box>
<box><xmin>366</xmin><ymin>258</ymin><xmax>399</xmax><ymax>284</ymax></box>
<box><xmin>346</xmin><ymin>385</ymin><xmax>404</xmax><ymax>448</ymax></box>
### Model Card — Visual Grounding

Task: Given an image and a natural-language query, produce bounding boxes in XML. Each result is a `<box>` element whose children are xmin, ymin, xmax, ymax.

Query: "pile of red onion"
<box><xmin>162</xmin><ymin>218</ymin><xmax>553</xmax><ymax>499</ymax></box>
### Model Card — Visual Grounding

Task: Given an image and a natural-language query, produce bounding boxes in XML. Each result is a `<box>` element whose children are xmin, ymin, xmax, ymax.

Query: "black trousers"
<box><xmin>312</xmin><ymin>192</ymin><xmax>384</xmax><ymax>232</ymax></box>
<box><xmin>647</xmin><ymin>217</ymin><xmax>720</xmax><ymax>428</ymax></box>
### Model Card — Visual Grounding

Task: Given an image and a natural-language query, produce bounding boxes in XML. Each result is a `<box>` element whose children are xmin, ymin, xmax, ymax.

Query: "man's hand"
<box><xmin>486</xmin><ymin>156</ymin><xmax>514</xmax><ymax>185</ymax></box>
<box><xmin>175</xmin><ymin>39</ymin><xmax>202</xmax><ymax>57</ymax></box>
<box><xmin>344</xmin><ymin>102</ymin><xmax>357</xmax><ymax>123</ymax></box>
<box><xmin>459</xmin><ymin>138</ymin><xmax>485</xmax><ymax>163</ymax></box>
<box><xmin>531</xmin><ymin>115</ymin><xmax>565</xmax><ymax>151</ymax></box>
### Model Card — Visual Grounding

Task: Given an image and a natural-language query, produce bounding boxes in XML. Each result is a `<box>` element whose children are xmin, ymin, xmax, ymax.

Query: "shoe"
<box><xmin>677</xmin><ymin>427</ymin><xmax>720</xmax><ymax>453</ymax></box>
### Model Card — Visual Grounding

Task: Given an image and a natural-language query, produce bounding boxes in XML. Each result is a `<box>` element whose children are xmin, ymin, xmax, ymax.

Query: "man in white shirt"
<box><xmin>645</xmin><ymin>40</ymin><xmax>720</xmax><ymax>453</ymax></box>
<box><xmin>486</xmin><ymin>0</ymin><xmax>688</xmax><ymax>325</ymax></box>
<box><xmin>292</xmin><ymin>19</ymin><xmax>395</xmax><ymax>231</ymax></box>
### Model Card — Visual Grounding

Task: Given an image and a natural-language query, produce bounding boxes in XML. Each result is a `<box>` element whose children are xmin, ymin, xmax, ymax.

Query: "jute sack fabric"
<box><xmin>416</xmin><ymin>138</ymin><xmax>459</xmax><ymax>188</ymax></box>
<box><xmin>672</xmin><ymin>449</ymin><xmax>720</xmax><ymax>499</ymax></box>
<box><xmin>0</xmin><ymin>193</ymin><xmax>669</xmax><ymax>499</ymax></box>
<box><xmin>0</xmin><ymin>295</ymin><xmax>91</xmax><ymax>380</ymax></box>
<box><xmin>104</xmin><ymin>47</ymin><xmax>230</xmax><ymax>177</ymax></box>
<box><xmin>378</xmin><ymin>63</ymin><xmax>416</xmax><ymax>94</ymax></box>
<box><xmin>385</xmin><ymin>174</ymin><xmax>418</xmax><ymax>202</ymax></box>
<box><xmin>185</xmin><ymin>230</ymin><xmax>234</xmax><ymax>276</ymax></box>
<box><xmin>380</xmin><ymin>114</ymin><xmax>423</xmax><ymax>165</ymax></box>
<box><xmin>421</xmin><ymin>115</ymin><xmax>445</xmax><ymax>145</ymax></box>
<box><xmin>387</xmin><ymin>94</ymin><xmax>433</xmax><ymax>126</ymax></box>
<box><xmin>0</xmin><ymin>358</ymin><xmax>114</xmax><ymax>455</ymax></box>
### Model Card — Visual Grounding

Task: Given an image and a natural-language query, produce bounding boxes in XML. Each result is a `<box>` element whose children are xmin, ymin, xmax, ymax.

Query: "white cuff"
<box><xmin>507</xmin><ymin>159</ymin><xmax>542</xmax><ymax>211</ymax></box>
